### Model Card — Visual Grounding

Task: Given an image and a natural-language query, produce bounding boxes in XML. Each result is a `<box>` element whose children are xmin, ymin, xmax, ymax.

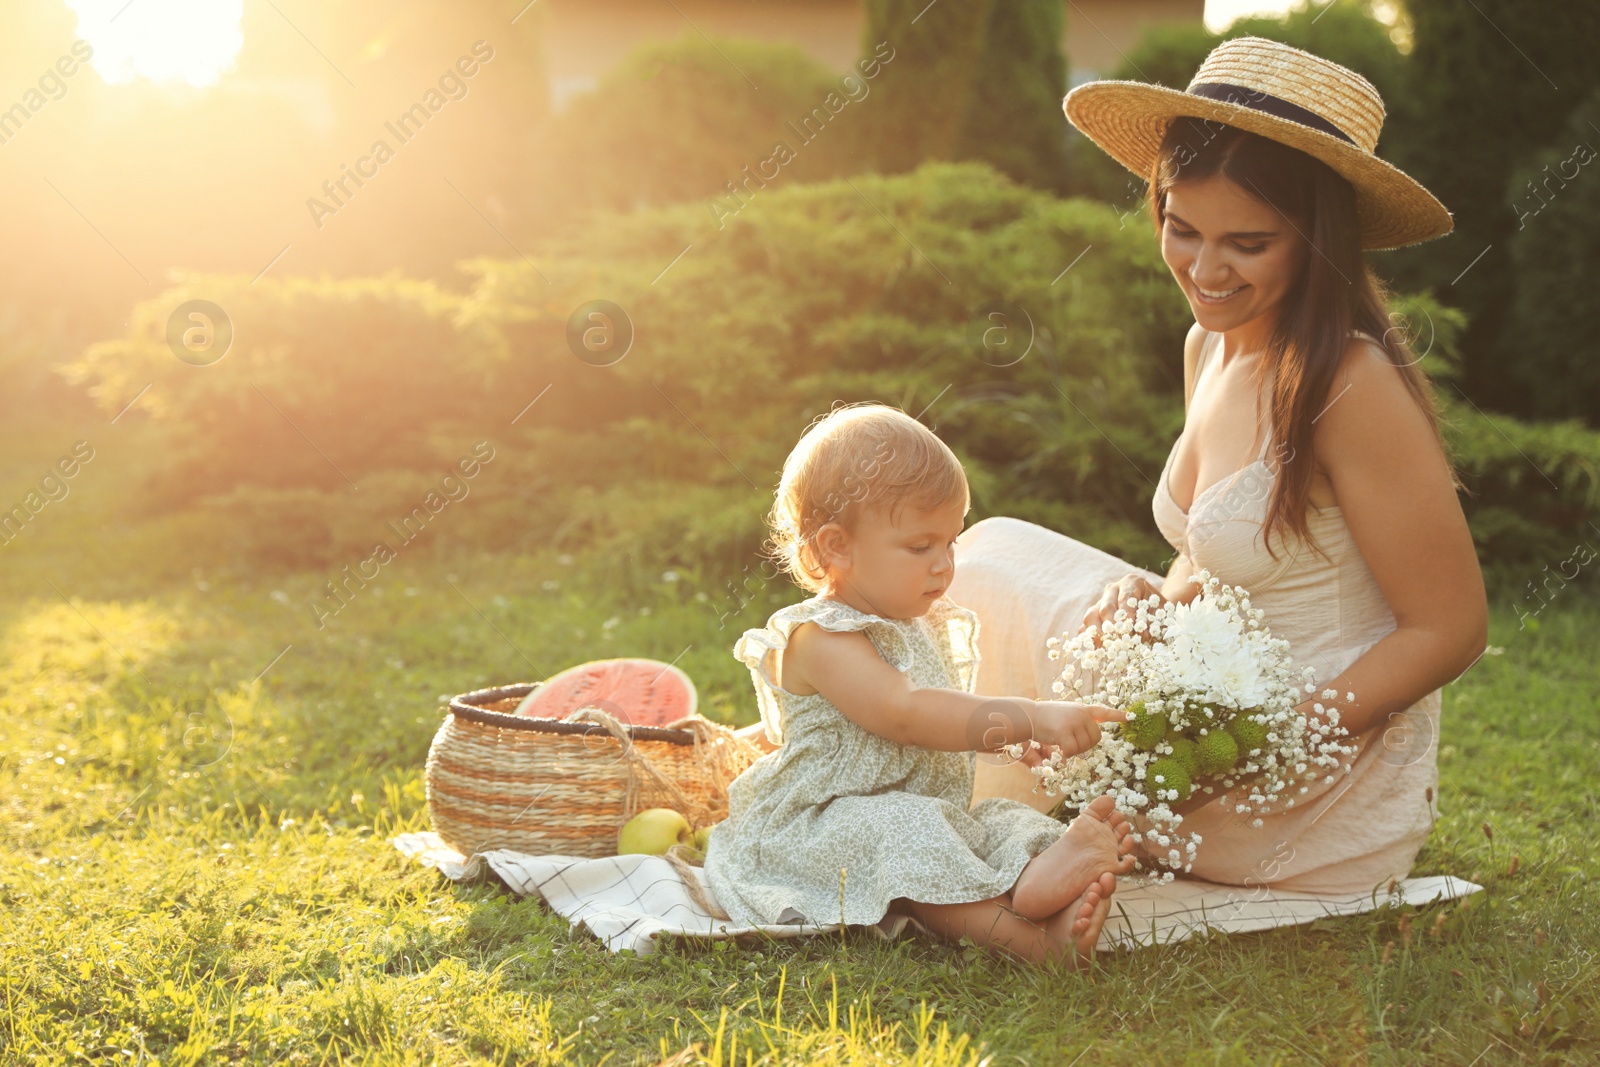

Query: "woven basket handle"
<box><xmin>658</xmin><ymin>715</ymin><xmax>764</xmax><ymax>793</ymax></box>
<box><xmin>563</xmin><ymin>705</ymin><xmax>703</xmax><ymax>820</ymax></box>
<box><xmin>664</xmin><ymin>844</ymin><xmax>732</xmax><ymax>920</ymax></box>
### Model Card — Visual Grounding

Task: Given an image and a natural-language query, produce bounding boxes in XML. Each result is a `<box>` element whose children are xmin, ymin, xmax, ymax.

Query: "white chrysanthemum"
<box><xmin>1159</xmin><ymin>600</ymin><xmax>1228</xmax><ymax>687</ymax></box>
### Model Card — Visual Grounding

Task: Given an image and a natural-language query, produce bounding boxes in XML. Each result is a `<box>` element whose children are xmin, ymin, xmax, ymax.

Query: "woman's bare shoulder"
<box><xmin>1314</xmin><ymin>335</ymin><xmax>1445</xmax><ymax>476</ymax></box>
<box><xmin>1328</xmin><ymin>334</ymin><xmax>1428</xmax><ymax>417</ymax></box>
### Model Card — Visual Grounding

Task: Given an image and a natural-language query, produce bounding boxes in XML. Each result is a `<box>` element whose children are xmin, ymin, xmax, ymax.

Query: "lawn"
<box><xmin>1</xmin><ymin>416</ymin><xmax>1596</xmax><ymax>1066</ymax></box>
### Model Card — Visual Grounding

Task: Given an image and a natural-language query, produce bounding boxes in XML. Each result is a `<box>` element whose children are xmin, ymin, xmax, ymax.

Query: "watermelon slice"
<box><xmin>512</xmin><ymin>657</ymin><xmax>698</xmax><ymax>727</ymax></box>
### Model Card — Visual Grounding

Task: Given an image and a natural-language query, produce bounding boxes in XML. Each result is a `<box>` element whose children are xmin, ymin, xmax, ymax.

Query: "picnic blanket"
<box><xmin>393</xmin><ymin>831</ymin><xmax>1481</xmax><ymax>957</ymax></box>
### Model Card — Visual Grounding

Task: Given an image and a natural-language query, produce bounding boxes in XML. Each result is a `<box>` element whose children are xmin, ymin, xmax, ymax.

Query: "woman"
<box><xmin>949</xmin><ymin>38</ymin><xmax>1488</xmax><ymax>894</ymax></box>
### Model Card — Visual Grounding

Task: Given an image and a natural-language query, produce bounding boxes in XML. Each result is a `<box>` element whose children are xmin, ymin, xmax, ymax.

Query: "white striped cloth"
<box><xmin>393</xmin><ymin>832</ymin><xmax>1480</xmax><ymax>957</ymax></box>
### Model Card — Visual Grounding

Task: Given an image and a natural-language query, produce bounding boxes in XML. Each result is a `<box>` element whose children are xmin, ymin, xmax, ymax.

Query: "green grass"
<box><xmin>1</xmin><ymin>421</ymin><xmax>1596</xmax><ymax>1065</ymax></box>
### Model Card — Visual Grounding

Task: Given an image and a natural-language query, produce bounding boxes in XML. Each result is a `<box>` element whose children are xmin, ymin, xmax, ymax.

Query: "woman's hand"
<box><xmin>1080</xmin><ymin>573</ymin><xmax>1165</xmax><ymax>645</ymax></box>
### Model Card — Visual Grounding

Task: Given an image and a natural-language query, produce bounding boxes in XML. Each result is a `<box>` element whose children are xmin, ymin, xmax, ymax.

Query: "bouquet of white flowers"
<box><xmin>1007</xmin><ymin>571</ymin><xmax>1357</xmax><ymax>880</ymax></box>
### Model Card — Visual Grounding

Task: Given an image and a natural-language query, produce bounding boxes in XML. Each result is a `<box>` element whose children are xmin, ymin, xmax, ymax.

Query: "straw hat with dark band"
<box><xmin>1064</xmin><ymin>36</ymin><xmax>1452</xmax><ymax>250</ymax></box>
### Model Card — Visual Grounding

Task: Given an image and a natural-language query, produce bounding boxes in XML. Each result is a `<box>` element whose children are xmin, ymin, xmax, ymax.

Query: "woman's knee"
<box><xmin>956</xmin><ymin>515</ymin><xmax>1041</xmax><ymax>553</ymax></box>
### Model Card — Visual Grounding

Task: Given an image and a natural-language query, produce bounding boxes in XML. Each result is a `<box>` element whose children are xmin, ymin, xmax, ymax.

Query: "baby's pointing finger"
<box><xmin>1088</xmin><ymin>704</ymin><xmax>1126</xmax><ymax>723</ymax></box>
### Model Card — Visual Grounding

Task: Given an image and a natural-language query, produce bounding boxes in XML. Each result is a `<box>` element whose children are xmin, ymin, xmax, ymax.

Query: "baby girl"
<box><xmin>704</xmin><ymin>403</ymin><xmax>1134</xmax><ymax>965</ymax></box>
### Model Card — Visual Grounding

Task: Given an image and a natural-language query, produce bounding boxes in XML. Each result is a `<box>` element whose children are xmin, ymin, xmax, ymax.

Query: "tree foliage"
<box><xmin>858</xmin><ymin>0</ymin><xmax>1071</xmax><ymax>193</ymax></box>
<box><xmin>1107</xmin><ymin>1</ymin><xmax>1406</xmax><ymax>99</ymax></box>
<box><xmin>1500</xmin><ymin>86</ymin><xmax>1600</xmax><ymax>423</ymax></box>
<box><xmin>528</xmin><ymin>35</ymin><xmax>854</xmax><ymax>222</ymax></box>
<box><xmin>1384</xmin><ymin>0</ymin><xmax>1600</xmax><ymax>417</ymax></box>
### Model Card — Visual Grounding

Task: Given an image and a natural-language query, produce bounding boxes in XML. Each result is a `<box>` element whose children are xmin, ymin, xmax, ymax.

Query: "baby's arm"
<box><xmin>784</xmin><ymin>622</ymin><xmax>1120</xmax><ymax>756</ymax></box>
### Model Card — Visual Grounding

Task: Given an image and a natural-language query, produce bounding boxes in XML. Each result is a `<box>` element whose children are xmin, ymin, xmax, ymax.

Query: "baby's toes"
<box><xmin>1070</xmin><ymin>887</ymin><xmax>1102</xmax><ymax>934</ymax></box>
<box><xmin>1084</xmin><ymin>794</ymin><xmax>1118</xmax><ymax>821</ymax></box>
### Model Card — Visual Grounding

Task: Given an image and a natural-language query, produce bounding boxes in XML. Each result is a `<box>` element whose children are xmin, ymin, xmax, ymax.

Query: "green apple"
<box><xmin>691</xmin><ymin>825</ymin><xmax>713</xmax><ymax>852</ymax></box>
<box><xmin>617</xmin><ymin>808</ymin><xmax>692</xmax><ymax>856</ymax></box>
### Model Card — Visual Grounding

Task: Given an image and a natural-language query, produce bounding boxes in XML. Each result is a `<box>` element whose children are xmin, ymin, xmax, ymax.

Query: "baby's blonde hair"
<box><xmin>767</xmin><ymin>403</ymin><xmax>969</xmax><ymax>593</ymax></box>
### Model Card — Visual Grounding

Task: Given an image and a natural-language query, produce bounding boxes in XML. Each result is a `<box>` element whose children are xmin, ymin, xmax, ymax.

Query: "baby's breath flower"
<box><xmin>1028</xmin><ymin>568</ymin><xmax>1355</xmax><ymax>881</ymax></box>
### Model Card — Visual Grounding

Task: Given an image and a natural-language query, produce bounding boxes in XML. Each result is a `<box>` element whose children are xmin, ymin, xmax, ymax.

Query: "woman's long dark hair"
<box><xmin>1147</xmin><ymin>118</ymin><xmax>1460</xmax><ymax>561</ymax></box>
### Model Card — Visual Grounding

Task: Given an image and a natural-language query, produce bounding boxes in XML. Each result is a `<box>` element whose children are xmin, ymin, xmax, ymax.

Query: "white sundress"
<box><xmin>947</xmin><ymin>329</ymin><xmax>1443</xmax><ymax>895</ymax></box>
<box><xmin>701</xmin><ymin>595</ymin><xmax>1070</xmax><ymax>928</ymax></box>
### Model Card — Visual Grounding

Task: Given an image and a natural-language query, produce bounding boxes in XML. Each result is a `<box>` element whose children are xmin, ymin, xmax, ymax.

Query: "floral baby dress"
<box><xmin>702</xmin><ymin>595</ymin><xmax>1069</xmax><ymax>927</ymax></box>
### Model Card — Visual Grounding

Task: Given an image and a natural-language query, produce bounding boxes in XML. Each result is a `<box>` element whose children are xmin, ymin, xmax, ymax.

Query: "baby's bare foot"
<box><xmin>1011</xmin><ymin>794</ymin><xmax>1136</xmax><ymax>921</ymax></box>
<box><xmin>1070</xmin><ymin>871</ymin><xmax>1116</xmax><ymax>940</ymax></box>
<box><xmin>1039</xmin><ymin>871</ymin><xmax>1115</xmax><ymax>968</ymax></box>
<box><xmin>1072</xmin><ymin>872</ymin><xmax>1115</xmax><ymax>962</ymax></box>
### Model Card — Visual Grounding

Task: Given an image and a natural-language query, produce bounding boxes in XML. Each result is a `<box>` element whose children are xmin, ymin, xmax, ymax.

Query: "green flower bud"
<box><xmin>1226</xmin><ymin>712</ymin><xmax>1269</xmax><ymax>754</ymax></box>
<box><xmin>1166</xmin><ymin>736</ymin><xmax>1200</xmax><ymax>775</ymax></box>
<box><xmin>1122</xmin><ymin>701</ymin><xmax>1168</xmax><ymax>751</ymax></box>
<box><xmin>1145</xmin><ymin>757</ymin><xmax>1192</xmax><ymax>803</ymax></box>
<box><xmin>1196</xmin><ymin>728</ymin><xmax>1240</xmax><ymax>776</ymax></box>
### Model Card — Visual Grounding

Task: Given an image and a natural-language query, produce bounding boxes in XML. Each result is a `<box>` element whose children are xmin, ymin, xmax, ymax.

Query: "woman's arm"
<box><xmin>732</xmin><ymin>721</ymin><xmax>780</xmax><ymax>753</ymax></box>
<box><xmin>1297</xmin><ymin>340</ymin><xmax>1488</xmax><ymax>737</ymax></box>
<box><xmin>1160</xmin><ymin>553</ymin><xmax>1203</xmax><ymax>605</ymax></box>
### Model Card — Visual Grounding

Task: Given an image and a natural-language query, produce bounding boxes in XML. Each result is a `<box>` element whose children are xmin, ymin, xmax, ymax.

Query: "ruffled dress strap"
<box><xmin>921</xmin><ymin>596</ymin><xmax>981</xmax><ymax>695</ymax></box>
<box><xmin>732</xmin><ymin>598</ymin><xmax>915</xmax><ymax>746</ymax></box>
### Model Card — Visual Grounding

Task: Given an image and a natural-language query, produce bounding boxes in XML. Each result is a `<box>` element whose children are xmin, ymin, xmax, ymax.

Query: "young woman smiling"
<box><xmin>947</xmin><ymin>38</ymin><xmax>1488</xmax><ymax>894</ymax></box>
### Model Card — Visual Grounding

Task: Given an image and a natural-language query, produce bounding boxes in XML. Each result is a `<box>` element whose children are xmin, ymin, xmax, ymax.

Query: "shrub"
<box><xmin>462</xmin><ymin>161</ymin><xmax>1194</xmax><ymax>573</ymax></box>
<box><xmin>1391</xmin><ymin>291</ymin><xmax>1600</xmax><ymax>580</ymax></box>
<box><xmin>58</xmin><ymin>274</ymin><xmax>492</xmax><ymax>508</ymax></box>
<box><xmin>65</xmin><ymin>162</ymin><xmax>1599</xmax><ymax>585</ymax></box>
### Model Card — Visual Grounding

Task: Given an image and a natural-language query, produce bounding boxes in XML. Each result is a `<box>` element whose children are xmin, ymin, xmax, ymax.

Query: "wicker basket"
<box><xmin>424</xmin><ymin>682</ymin><xmax>763</xmax><ymax>859</ymax></box>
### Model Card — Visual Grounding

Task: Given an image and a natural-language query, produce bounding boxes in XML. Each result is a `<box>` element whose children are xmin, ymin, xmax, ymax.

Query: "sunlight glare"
<box><xmin>66</xmin><ymin>0</ymin><xmax>244</xmax><ymax>88</ymax></box>
<box><xmin>1204</xmin><ymin>0</ymin><xmax>1300</xmax><ymax>33</ymax></box>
